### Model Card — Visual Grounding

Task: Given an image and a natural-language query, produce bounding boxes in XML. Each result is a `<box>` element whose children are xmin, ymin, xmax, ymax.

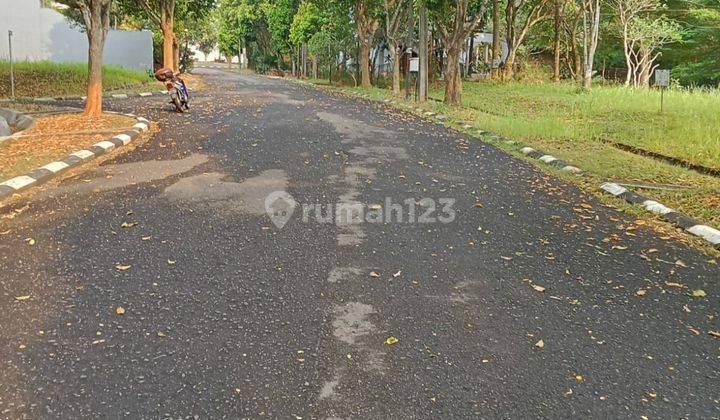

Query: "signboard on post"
<box><xmin>654</xmin><ymin>69</ymin><xmax>670</xmax><ymax>87</ymax></box>
<box><xmin>654</xmin><ymin>69</ymin><xmax>670</xmax><ymax>112</ymax></box>
<box><xmin>409</xmin><ymin>57</ymin><xmax>419</xmax><ymax>73</ymax></box>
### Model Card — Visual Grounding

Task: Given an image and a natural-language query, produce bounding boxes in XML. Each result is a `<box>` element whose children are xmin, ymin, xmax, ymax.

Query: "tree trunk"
<box><xmin>173</xmin><ymin>36</ymin><xmax>180</xmax><ymax>72</ymax></box>
<box><xmin>388</xmin><ymin>40</ymin><xmax>401</xmax><ymax>95</ymax></box>
<box><xmin>553</xmin><ymin>0</ymin><xmax>562</xmax><ymax>82</ymax></box>
<box><xmin>491</xmin><ymin>0</ymin><xmax>501</xmax><ymax>79</ymax></box>
<box><xmin>312</xmin><ymin>55</ymin><xmax>318</xmax><ymax>79</ymax></box>
<box><xmin>359</xmin><ymin>41</ymin><xmax>372</xmax><ymax>87</ymax></box>
<box><xmin>83</xmin><ymin>0</ymin><xmax>110</xmax><ymax>117</ymax></box>
<box><xmin>418</xmin><ymin>5</ymin><xmax>428</xmax><ymax>102</ymax></box>
<box><xmin>444</xmin><ymin>47</ymin><xmax>462</xmax><ymax>104</ymax></box>
<box><xmin>502</xmin><ymin>49</ymin><xmax>516</xmax><ymax>80</ymax></box>
<box><xmin>162</xmin><ymin>27</ymin><xmax>174</xmax><ymax>70</ymax></box>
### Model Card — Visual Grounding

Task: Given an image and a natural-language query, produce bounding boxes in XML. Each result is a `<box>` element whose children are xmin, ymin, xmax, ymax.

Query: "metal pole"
<box><xmin>8</xmin><ymin>30</ymin><xmax>15</xmax><ymax>100</ymax></box>
<box><xmin>660</xmin><ymin>87</ymin><xmax>664</xmax><ymax>113</ymax></box>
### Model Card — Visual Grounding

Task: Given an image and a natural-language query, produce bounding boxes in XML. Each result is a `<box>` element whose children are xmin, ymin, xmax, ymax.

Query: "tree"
<box><xmin>383</xmin><ymin>0</ymin><xmax>407</xmax><ymax>94</ymax></box>
<box><xmin>290</xmin><ymin>1</ymin><xmax>327</xmax><ymax>76</ymax></box>
<box><xmin>188</xmin><ymin>13</ymin><xmax>218</xmax><ymax>61</ymax></box>
<box><xmin>611</xmin><ymin>0</ymin><xmax>680</xmax><ymax>87</ymax></box>
<box><xmin>56</xmin><ymin>0</ymin><xmax>112</xmax><ymax>117</ymax></box>
<box><xmin>503</xmin><ymin>0</ymin><xmax>549</xmax><ymax>80</ymax></box>
<box><xmin>429</xmin><ymin>0</ymin><xmax>491</xmax><ymax>104</ymax></box>
<box><xmin>579</xmin><ymin>0</ymin><xmax>600</xmax><ymax>89</ymax></box>
<box><xmin>552</xmin><ymin>0</ymin><xmax>563</xmax><ymax>81</ymax></box>
<box><xmin>490</xmin><ymin>0</ymin><xmax>501</xmax><ymax>79</ymax></box>
<box><xmin>355</xmin><ymin>0</ymin><xmax>383</xmax><ymax>87</ymax></box>
<box><xmin>264</xmin><ymin>0</ymin><xmax>301</xmax><ymax>70</ymax></box>
<box><xmin>132</xmin><ymin>0</ymin><xmax>214</xmax><ymax>71</ymax></box>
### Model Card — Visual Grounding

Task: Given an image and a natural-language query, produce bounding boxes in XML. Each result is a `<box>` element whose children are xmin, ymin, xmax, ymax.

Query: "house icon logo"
<box><xmin>264</xmin><ymin>191</ymin><xmax>296</xmax><ymax>229</ymax></box>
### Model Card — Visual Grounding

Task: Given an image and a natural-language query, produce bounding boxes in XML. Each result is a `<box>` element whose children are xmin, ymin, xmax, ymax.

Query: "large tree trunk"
<box><xmin>388</xmin><ymin>40</ymin><xmax>401</xmax><ymax>95</ymax></box>
<box><xmin>83</xmin><ymin>0</ymin><xmax>110</xmax><ymax>117</ymax></box>
<box><xmin>162</xmin><ymin>27</ymin><xmax>174</xmax><ymax>70</ymax></box>
<box><xmin>491</xmin><ymin>0</ymin><xmax>501</xmax><ymax>79</ymax></box>
<box><xmin>418</xmin><ymin>5</ymin><xmax>429</xmax><ymax>102</ymax></box>
<box><xmin>502</xmin><ymin>49</ymin><xmax>516</xmax><ymax>80</ymax></box>
<box><xmin>444</xmin><ymin>47</ymin><xmax>462</xmax><ymax>104</ymax></box>
<box><xmin>359</xmin><ymin>40</ymin><xmax>372</xmax><ymax>87</ymax></box>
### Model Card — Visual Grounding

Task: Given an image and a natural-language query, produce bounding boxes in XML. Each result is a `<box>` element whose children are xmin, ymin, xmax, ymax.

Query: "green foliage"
<box><xmin>289</xmin><ymin>1</ymin><xmax>327</xmax><ymax>45</ymax></box>
<box><xmin>263</xmin><ymin>0</ymin><xmax>300</xmax><ymax>54</ymax></box>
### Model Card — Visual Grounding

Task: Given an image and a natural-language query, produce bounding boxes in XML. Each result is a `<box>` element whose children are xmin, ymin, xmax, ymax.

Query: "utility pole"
<box><xmin>404</xmin><ymin>0</ymin><xmax>414</xmax><ymax>100</ymax></box>
<box><xmin>418</xmin><ymin>6</ymin><xmax>428</xmax><ymax>102</ymax></box>
<box><xmin>8</xmin><ymin>30</ymin><xmax>15</xmax><ymax>100</ymax></box>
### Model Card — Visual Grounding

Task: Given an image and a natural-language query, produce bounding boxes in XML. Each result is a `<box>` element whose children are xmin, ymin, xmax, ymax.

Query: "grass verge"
<box><xmin>0</xmin><ymin>61</ymin><xmax>154</xmax><ymax>99</ymax></box>
<box><xmin>303</xmin><ymin>78</ymin><xmax>720</xmax><ymax>236</ymax></box>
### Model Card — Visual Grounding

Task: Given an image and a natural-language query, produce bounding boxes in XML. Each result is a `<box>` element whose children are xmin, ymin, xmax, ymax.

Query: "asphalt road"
<box><xmin>0</xmin><ymin>68</ymin><xmax>718</xmax><ymax>419</ymax></box>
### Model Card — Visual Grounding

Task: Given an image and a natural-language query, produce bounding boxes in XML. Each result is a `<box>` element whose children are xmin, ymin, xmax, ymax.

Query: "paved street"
<box><xmin>0</xmin><ymin>68</ymin><xmax>718</xmax><ymax>418</ymax></box>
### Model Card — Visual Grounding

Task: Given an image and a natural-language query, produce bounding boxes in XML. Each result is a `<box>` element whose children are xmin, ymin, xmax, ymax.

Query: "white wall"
<box><xmin>0</xmin><ymin>0</ymin><xmax>153</xmax><ymax>72</ymax></box>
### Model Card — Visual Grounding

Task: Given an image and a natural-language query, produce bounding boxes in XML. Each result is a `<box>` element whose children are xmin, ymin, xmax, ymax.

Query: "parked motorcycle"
<box><xmin>154</xmin><ymin>68</ymin><xmax>190</xmax><ymax>113</ymax></box>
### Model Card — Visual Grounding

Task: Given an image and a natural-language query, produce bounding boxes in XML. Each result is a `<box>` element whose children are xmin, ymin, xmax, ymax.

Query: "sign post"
<box><xmin>654</xmin><ymin>69</ymin><xmax>670</xmax><ymax>113</ymax></box>
<box><xmin>8</xmin><ymin>30</ymin><xmax>15</xmax><ymax>100</ymax></box>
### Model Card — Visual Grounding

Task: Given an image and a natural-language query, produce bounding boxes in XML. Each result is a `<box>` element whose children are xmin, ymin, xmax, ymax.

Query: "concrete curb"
<box><xmin>305</xmin><ymin>84</ymin><xmax>720</xmax><ymax>251</ymax></box>
<box><xmin>599</xmin><ymin>182</ymin><xmax>720</xmax><ymax>250</ymax></box>
<box><xmin>0</xmin><ymin>113</ymin><xmax>150</xmax><ymax>201</ymax></box>
<box><xmin>0</xmin><ymin>91</ymin><xmax>169</xmax><ymax>104</ymax></box>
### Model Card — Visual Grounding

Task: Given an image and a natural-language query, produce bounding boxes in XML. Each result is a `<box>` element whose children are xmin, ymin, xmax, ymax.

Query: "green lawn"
<box><xmin>0</xmin><ymin>61</ymin><xmax>154</xmax><ymax>99</ymax></box>
<box><xmin>309</xmin><ymin>78</ymin><xmax>720</xmax><ymax>230</ymax></box>
<box><xmin>436</xmin><ymin>82</ymin><xmax>720</xmax><ymax>171</ymax></box>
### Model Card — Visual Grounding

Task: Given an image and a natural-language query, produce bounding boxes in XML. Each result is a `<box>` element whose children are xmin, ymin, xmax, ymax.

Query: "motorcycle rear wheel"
<box><xmin>172</xmin><ymin>95</ymin><xmax>184</xmax><ymax>113</ymax></box>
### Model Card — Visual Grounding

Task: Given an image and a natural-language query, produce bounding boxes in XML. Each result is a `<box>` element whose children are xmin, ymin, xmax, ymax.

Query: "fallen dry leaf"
<box><xmin>116</xmin><ymin>306</ymin><xmax>126</xmax><ymax>315</ymax></box>
<box><xmin>531</xmin><ymin>284</ymin><xmax>546</xmax><ymax>292</ymax></box>
<box><xmin>691</xmin><ymin>289</ymin><xmax>707</xmax><ymax>298</ymax></box>
<box><xmin>14</xmin><ymin>295</ymin><xmax>31</xmax><ymax>302</ymax></box>
<box><xmin>115</xmin><ymin>264</ymin><xmax>132</xmax><ymax>271</ymax></box>
<box><xmin>535</xmin><ymin>339</ymin><xmax>545</xmax><ymax>348</ymax></box>
<box><xmin>25</xmin><ymin>238</ymin><xmax>35</xmax><ymax>246</ymax></box>
<box><xmin>636</xmin><ymin>289</ymin><xmax>647</xmax><ymax>296</ymax></box>
<box><xmin>369</xmin><ymin>271</ymin><xmax>380</xmax><ymax>278</ymax></box>
<box><xmin>385</xmin><ymin>336</ymin><xmax>399</xmax><ymax>345</ymax></box>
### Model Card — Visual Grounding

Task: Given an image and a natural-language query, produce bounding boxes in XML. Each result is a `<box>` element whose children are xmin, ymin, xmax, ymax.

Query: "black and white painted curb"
<box><xmin>377</xmin><ymin>95</ymin><xmax>720</xmax><ymax>250</ymax></box>
<box><xmin>0</xmin><ymin>91</ymin><xmax>169</xmax><ymax>105</ymax></box>
<box><xmin>0</xmin><ymin>113</ymin><xmax>150</xmax><ymax>201</ymax></box>
<box><xmin>599</xmin><ymin>182</ymin><xmax>720</xmax><ymax>249</ymax></box>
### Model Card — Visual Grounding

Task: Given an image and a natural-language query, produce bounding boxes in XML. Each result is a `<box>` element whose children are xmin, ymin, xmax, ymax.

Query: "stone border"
<box><xmin>298</xmin><ymin>83</ymin><xmax>720</xmax><ymax>250</ymax></box>
<box><xmin>0</xmin><ymin>112</ymin><xmax>150</xmax><ymax>201</ymax></box>
<box><xmin>0</xmin><ymin>108</ymin><xmax>35</xmax><ymax>141</ymax></box>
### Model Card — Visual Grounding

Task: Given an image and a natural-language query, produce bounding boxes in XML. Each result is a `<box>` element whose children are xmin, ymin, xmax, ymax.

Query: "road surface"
<box><xmin>0</xmin><ymin>68</ymin><xmax>718</xmax><ymax>418</ymax></box>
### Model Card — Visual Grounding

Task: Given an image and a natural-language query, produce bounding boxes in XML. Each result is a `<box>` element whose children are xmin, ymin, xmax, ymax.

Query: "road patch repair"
<box><xmin>0</xmin><ymin>109</ymin><xmax>150</xmax><ymax>201</ymax></box>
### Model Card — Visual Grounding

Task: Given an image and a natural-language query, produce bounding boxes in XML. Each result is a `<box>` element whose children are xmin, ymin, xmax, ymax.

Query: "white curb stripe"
<box><xmin>114</xmin><ymin>134</ymin><xmax>132</xmax><ymax>145</ymax></box>
<box><xmin>139</xmin><ymin>92</ymin><xmax>153</xmax><ymax>97</ymax></box>
<box><xmin>539</xmin><ymin>155</ymin><xmax>557</xmax><ymax>163</ymax></box>
<box><xmin>71</xmin><ymin>150</ymin><xmax>95</xmax><ymax>160</ymax></box>
<box><xmin>521</xmin><ymin>147</ymin><xmax>536</xmax><ymax>155</ymax></box>
<box><xmin>642</xmin><ymin>200</ymin><xmax>675</xmax><ymax>215</ymax></box>
<box><xmin>133</xmin><ymin>123</ymin><xmax>149</xmax><ymax>132</ymax></box>
<box><xmin>136</xmin><ymin>117</ymin><xmax>149</xmax><ymax>123</ymax></box>
<box><xmin>1</xmin><ymin>176</ymin><xmax>36</xmax><ymax>190</ymax></box>
<box><xmin>42</xmin><ymin>161</ymin><xmax>70</xmax><ymax>173</ymax></box>
<box><xmin>112</xmin><ymin>94</ymin><xmax>128</xmax><ymax>99</ymax></box>
<box><xmin>95</xmin><ymin>141</ymin><xmax>116</xmax><ymax>151</ymax></box>
<box><xmin>600</xmin><ymin>182</ymin><xmax>628</xmax><ymax>196</ymax></box>
<box><xmin>687</xmin><ymin>225</ymin><xmax>720</xmax><ymax>245</ymax></box>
